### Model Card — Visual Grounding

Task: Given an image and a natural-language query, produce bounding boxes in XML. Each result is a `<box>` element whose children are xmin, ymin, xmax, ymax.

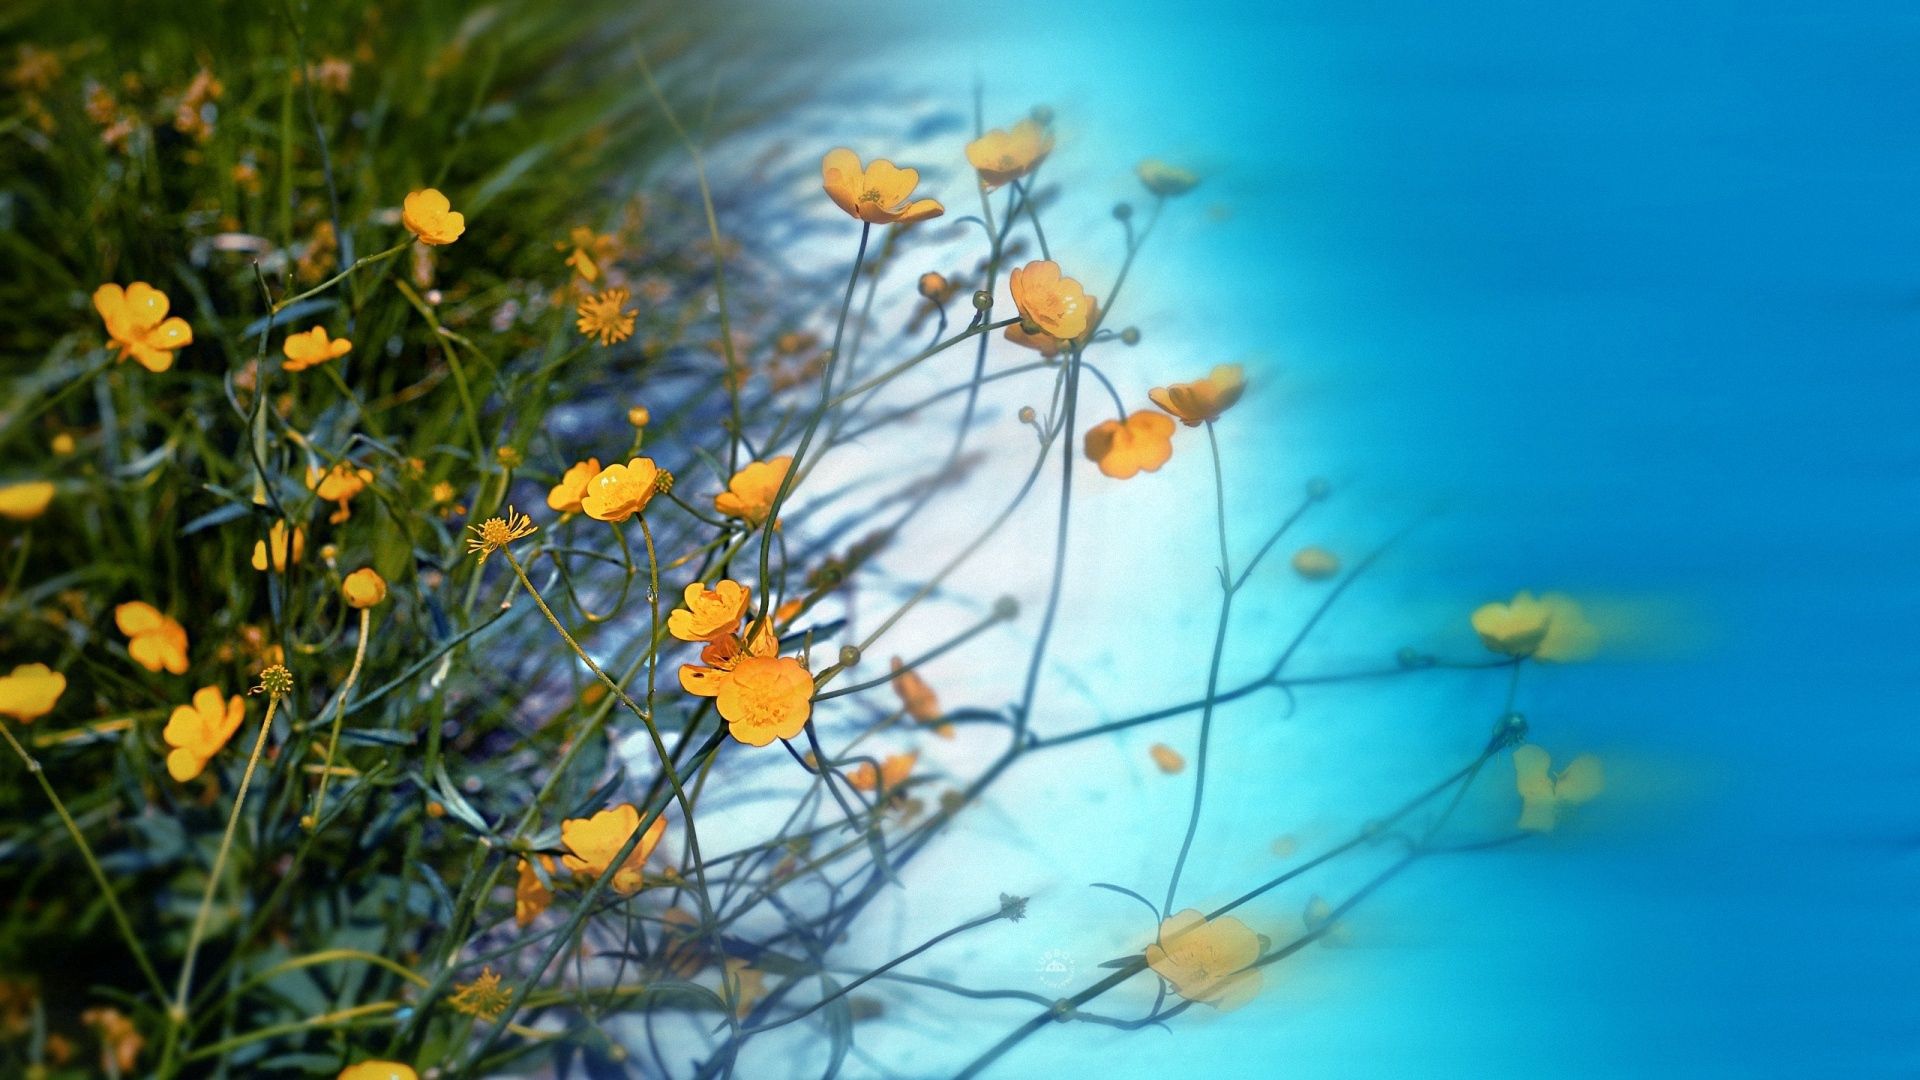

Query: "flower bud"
<box><xmin>838</xmin><ymin>645</ymin><xmax>861</xmax><ymax>668</ymax></box>
<box><xmin>342</xmin><ymin>567</ymin><xmax>388</xmax><ymax>608</ymax></box>
<box><xmin>971</xmin><ymin>290</ymin><xmax>992</xmax><ymax>311</ymax></box>
<box><xmin>495</xmin><ymin>445</ymin><xmax>524</xmax><ymax>469</ymax></box>
<box><xmin>918</xmin><ymin>272</ymin><xmax>948</xmax><ymax>300</ymax></box>
<box><xmin>628</xmin><ymin>405</ymin><xmax>651</xmax><ymax>428</ymax></box>
<box><xmin>1120</xmin><ymin>327</ymin><xmax>1140</xmax><ymax>345</ymax></box>
<box><xmin>1017</xmin><ymin>406</ymin><xmax>1037</xmax><ymax>424</ymax></box>
<box><xmin>1112</xmin><ymin>202</ymin><xmax>1133</xmax><ymax>221</ymax></box>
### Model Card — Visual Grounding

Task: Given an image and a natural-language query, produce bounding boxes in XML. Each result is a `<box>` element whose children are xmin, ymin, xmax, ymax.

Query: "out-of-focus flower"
<box><xmin>0</xmin><ymin>663</ymin><xmax>65</xmax><ymax>722</ymax></box>
<box><xmin>94</xmin><ymin>283</ymin><xmax>192</xmax><ymax>372</ymax></box>
<box><xmin>308</xmin><ymin>462</ymin><xmax>372</xmax><ymax>522</ymax></box>
<box><xmin>82</xmin><ymin>1006</ymin><xmax>143</xmax><ymax>1075</ymax></box>
<box><xmin>7</xmin><ymin>45</ymin><xmax>62</xmax><ymax>93</ymax></box>
<box><xmin>162</xmin><ymin>685</ymin><xmax>245</xmax><ymax>782</ymax></box>
<box><xmin>713</xmin><ymin>456</ymin><xmax>791</xmax><ymax>527</ymax></box>
<box><xmin>306</xmin><ymin>56</ymin><xmax>353</xmax><ymax>94</ymax></box>
<box><xmin>582</xmin><ymin>458</ymin><xmax>660</xmax><ymax>522</ymax></box>
<box><xmin>1513</xmin><ymin>745</ymin><xmax>1604</xmax><ymax>832</ymax></box>
<box><xmin>1084</xmin><ymin>411</ymin><xmax>1175</xmax><ymax>479</ymax></box>
<box><xmin>342</xmin><ymin>568</ymin><xmax>387</xmax><ymax>609</ymax></box>
<box><xmin>0</xmin><ymin>481</ymin><xmax>54</xmax><ymax>520</ymax></box>
<box><xmin>846</xmin><ymin>751</ymin><xmax>916</xmax><ymax>794</ymax></box>
<box><xmin>338</xmin><ymin>1063</ymin><xmax>417</xmax><ymax>1080</ymax></box>
<box><xmin>966</xmin><ymin>119</ymin><xmax>1053</xmax><ymax>189</ymax></box>
<box><xmin>515</xmin><ymin>854</ymin><xmax>556</xmax><ymax>927</ymax></box>
<box><xmin>1009</xmin><ymin>260</ymin><xmax>1094</xmax><ymax>341</ymax></box>
<box><xmin>1136</xmin><ymin>158</ymin><xmax>1200</xmax><ymax>197</ymax></box>
<box><xmin>576</xmin><ymin>287</ymin><xmax>636</xmax><ymax>345</ymax></box>
<box><xmin>251</xmin><ymin>520</ymin><xmax>307</xmax><ymax>573</ymax></box>
<box><xmin>546</xmin><ymin>458</ymin><xmax>602</xmax><ymax>514</ymax></box>
<box><xmin>402</xmin><ymin>188</ymin><xmax>465</xmax><ymax>245</ymax></box>
<box><xmin>1149</xmin><ymin>364</ymin><xmax>1245</xmax><ymax>426</ymax></box>
<box><xmin>449</xmin><ymin>966</ymin><xmax>511</xmax><ymax>1021</ymax></box>
<box><xmin>668</xmin><ymin>579</ymin><xmax>751</xmax><ymax>643</ymax></box>
<box><xmin>559</xmin><ymin>226</ymin><xmax>620</xmax><ymax>282</ymax></box>
<box><xmin>821</xmin><ymin>148</ymin><xmax>944</xmax><ymax>224</ymax></box>
<box><xmin>1534</xmin><ymin>593</ymin><xmax>1600</xmax><ymax>662</ymax></box>
<box><xmin>1149</xmin><ymin>743</ymin><xmax>1185</xmax><ymax>774</ymax></box>
<box><xmin>1291</xmin><ymin>546</ymin><xmax>1340</xmax><ymax>580</ymax></box>
<box><xmin>889</xmin><ymin>657</ymin><xmax>944</xmax><ymax>729</ymax></box>
<box><xmin>115</xmin><ymin>601</ymin><xmax>188</xmax><ymax>674</ymax></box>
<box><xmin>628</xmin><ymin>405</ymin><xmax>651</xmax><ymax>428</ymax></box>
<box><xmin>561</xmin><ymin>803</ymin><xmax>666</xmax><ymax>896</ymax></box>
<box><xmin>283</xmin><ymin>326</ymin><xmax>351</xmax><ymax>372</ymax></box>
<box><xmin>1144</xmin><ymin>909</ymin><xmax>1262</xmax><ymax>1010</ymax></box>
<box><xmin>172</xmin><ymin>67</ymin><xmax>223</xmax><ymax>141</ymax></box>
<box><xmin>1472</xmin><ymin>591</ymin><xmax>1596</xmax><ymax>661</ymax></box>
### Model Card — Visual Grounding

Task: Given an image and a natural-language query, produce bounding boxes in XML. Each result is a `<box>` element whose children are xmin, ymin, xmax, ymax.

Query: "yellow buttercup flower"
<box><xmin>581</xmin><ymin>457</ymin><xmax>660</xmax><ymax>522</ymax></box>
<box><xmin>1291</xmin><ymin>546</ymin><xmax>1340</xmax><ymax>580</ymax></box>
<box><xmin>1472</xmin><ymin>591</ymin><xmax>1597</xmax><ymax>661</ymax></box>
<box><xmin>1534</xmin><ymin>593</ymin><xmax>1599</xmax><ymax>662</ymax></box>
<box><xmin>889</xmin><ymin>657</ymin><xmax>943</xmax><ymax>727</ymax></box>
<box><xmin>0</xmin><ymin>481</ymin><xmax>55</xmax><ymax>521</ymax></box>
<box><xmin>1512</xmin><ymin>745</ymin><xmax>1604</xmax><ymax>832</ymax></box>
<box><xmin>308</xmin><ymin>462</ymin><xmax>373</xmax><ymax>523</ymax></box>
<box><xmin>93</xmin><ymin>282</ymin><xmax>192</xmax><ymax>372</ymax></box>
<box><xmin>546</xmin><ymin>457</ymin><xmax>602</xmax><ymax>514</ymax></box>
<box><xmin>162</xmin><ymin>685</ymin><xmax>245</xmax><ymax>782</ymax></box>
<box><xmin>677</xmin><ymin>619</ymin><xmax>774</xmax><ymax>693</ymax></box>
<box><xmin>713</xmin><ymin>456</ymin><xmax>791</xmax><ymax>527</ymax></box>
<box><xmin>668</xmin><ymin>579</ymin><xmax>751</xmax><ymax>643</ymax></box>
<box><xmin>401</xmin><ymin>187</ymin><xmax>464</xmax><ymax>245</ymax></box>
<box><xmin>1144</xmin><ymin>909</ymin><xmax>1262</xmax><ymax>1010</ymax></box>
<box><xmin>0</xmin><ymin>663</ymin><xmax>66</xmax><ymax>723</ymax></box>
<box><xmin>1008</xmin><ymin>260</ymin><xmax>1094</xmax><ymax>341</ymax></box>
<box><xmin>338</xmin><ymin>1063</ymin><xmax>417</xmax><ymax>1080</ymax></box>
<box><xmin>715</xmin><ymin>655</ymin><xmax>814</xmax><ymax>747</ymax></box>
<box><xmin>1149</xmin><ymin>743</ymin><xmax>1186</xmax><ymax>774</ymax></box>
<box><xmin>561</xmin><ymin>803</ymin><xmax>666</xmax><ymax>896</ymax></box>
<box><xmin>342</xmin><ymin>567</ymin><xmax>387</xmax><ymax>609</ymax></box>
<box><xmin>966</xmin><ymin>118</ymin><xmax>1053</xmax><ymax>189</ymax></box>
<box><xmin>576</xmin><ymin>287</ymin><xmax>636</xmax><ymax>346</ymax></box>
<box><xmin>251</xmin><ymin>520</ymin><xmax>307</xmax><ymax>573</ymax></box>
<box><xmin>1084</xmin><ymin>411</ymin><xmax>1175</xmax><ymax>479</ymax></box>
<box><xmin>846</xmin><ymin>751</ymin><xmax>916</xmax><ymax>794</ymax></box>
<box><xmin>282</xmin><ymin>326</ymin><xmax>352</xmax><ymax>372</ymax></box>
<box><xmin>515</xmin><ymin>854</ymin><xmax>557</xmax><ymax>928</ymax></box>
<box><xmin>115</xmin><ymin>601</ymin><xmax>189</xmax><ymax>674</ymax></box>
<box><xmin>821</xmin><ymin>148</ymin><xmax>944</xmax><ymax>224</ymax></box>
<box><xmin>1149</xmin><ymin>364</ymin><xmax>1245</xmax><ymax>426</ymax></box>
<box><xmin>1136</xmin><ymin>158</ymin><xmax>1200</xmax><ymax>197</ymax></box>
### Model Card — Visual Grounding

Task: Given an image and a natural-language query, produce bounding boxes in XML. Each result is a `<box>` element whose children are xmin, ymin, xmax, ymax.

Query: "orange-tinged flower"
<box><xmin>308</xmin><ymin>462</ymin><xmax>373</xmax><ymax>523</ymax></box>
<box><xmin>1084</xmin><ymin>411</ymin><xmax>1175</xmax><ymax>479</ymax></box>
<box><xmin>1009</xmin><ymin>260</ymin><xmax>1094</xmax><ymax>342</ymax></box>
<box><xmin>0</xmin><ymin>481</ymin><xmax>54</xmax><ymax>520</ymax></box>
<box><xmin>546</xmin><ymin>458</ymin><xmax>602</xmax><ymax>514</ymax></box>
<box><xmin>1136</xmin><ymin>158</ymin><xmax>1200</xmax><ymax>197</ymax></box>
<box><xmin>725</xmin><ymin>958</ymin><xmax>767</xmax><ymax>1019</ymax></box>
<box><xmin>1002</xmin><ymin>297</ymin><xmax>1099</xmax><ymax>358</ymax></box>
<box><xmin>515</xmin><ymin>854</ymin><xmax>557</xmax><ymax>927</ymax></box>
<box><xmin>668</xmin><ymin>579</ymin><xmax>751</xmax><ymax>643</ymax></box>
<box><xmin>1291</xmin><ymin>546</ymin><xmax>1340</xmax><ymax>580</ymax></box>
<box><xmin>0</xmin><ymin>663</ymin><xmax>65</xmax><ymax>723</ymax></box>
<box><xmin>162</xmin><ymin>685</ymin><xmax>245</xmax><ymax>782</ymax></box>
<box><xmin>342</xmin><ymin>568</ymin><xmax>387</xmax><ymax>609</ymax></box>
<box><xmin>581</xmin><ymin>457</ymin><xmax>660</xmax><ymax>522</ymax></box>
<box><xmin>678</xmin><ymin>619</ymin><xmax>779</xmax><ymax>697</ymax></box>
<box><xmin>846</xmin><ymin>751</ymin><xmax>916</xmax><ymax>794</ymax></box>
<box><xmin>93</xmin><ymin>282</ymin><xmax>192</xmax><ymax>372</ymax></box>
<box><xmin>82</xmin><ymin>1007</ymin><xmax>143</xmax><ymax>1075</ymax></box>
<box><xmin>715</xmin><ymin>655</ymin><xmax>813</xmax><ymax>746</ymax></box>
<box><xmin>576</xmin><ymin>287</ymin><xmax>636</xmax><ymax>345</ymax></box>
<box><xmin>1149</xmin><ymin>743</ymin><xmax>1186</xmax><ymax>774</ymax></box>
<box><xmin>1144</xmin><ymin>909</ymin><xmax>1263</xmax><ymax>1010</ymax></box>
<box><xmin>713</xmin><ymin>456</ymin><xmax>791</xmax><ymax>527</ymax></box>
<box><xmin>402</xmin><ymin>188</ymin><xmax>464</xmax><ymax>245</ymax></box>
<box><xmin>251</xmin><ymin>520</ymin><xmax>307</xmax><ymax>572</ymax></box>
<box><xmin>561</xmin><ymin>803</ymin><xmax>666</xmax><ymax>896</ymax></box>
<box><xmin>1471</xmin><ymin>590</ymin><xmax>1595</xmax><ymax>660</ymax></box>
<box><xmin>115</xmin><ymin>601</ymin><xmax>188</xmax><ymax>674</ymax></box>
<box><xmin>1149</xmin><ymin>364</ymin><xmax>1245</xmax><ymax>426</ymax></box>
<box><xmin>821</xmin><ymin>148</ymin><xmax>944</xmax><ymax>224</ymax></box>
<box><xmin>966</xmin><ymin>119</ymin><xmax>1053</xmax><ymax>189</ymax></box>
<box><xmin>338</xmin><ymin>1063</ymin><xmax>417</xmax><ymax>1080</ymax></box>
<box><xmin>1513</xmin><ymin>745</ymin><xmax>1604</xmax><ymax>832</ymax></box>
<box><xmin>559</xmin><ymin>225</ymin><xmax>619</xmax><ymax>282</ymax></box>
<box><xmin>888</xmin><ymin>656</ymin><xmax>942</xmax><ymax>725</ymax></box>
<box><xmin>282</xmin><ymin>326</ymin><xmax>351</xmax><ymax>372</ymax></box>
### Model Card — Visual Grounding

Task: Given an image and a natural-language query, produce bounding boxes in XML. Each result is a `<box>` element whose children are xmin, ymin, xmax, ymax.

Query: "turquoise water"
<box><xmin>742</xmin><ymin>2</ymin><xmax>1919</xmax><ymax>1075</ymax></box>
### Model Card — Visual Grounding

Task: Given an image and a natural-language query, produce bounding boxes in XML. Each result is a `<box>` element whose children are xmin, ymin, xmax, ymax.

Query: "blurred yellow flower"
<box><xmin>342</xmin><ymin>568</ymin><xmax>387</xmax><ymax>609</ymax></box>
<box><xmin>1473</xmin><ymin>591</ymin><xmax>1597</xmax><ymax>661</ymax></box>
<box><xmin>449</xmin><ymin>966</ymin><xmax>511</xmax><ymax>1021</ymax></box>
<box><xmin>561</xmin><ymin>803</ymin><xmax>666</xmax><ymax>896</ymax></box>
<box><xmin>308</xmin><ymin>462</ymin><xmax>372</xmax><ymax>523</ymax></box>
<box><xmin>1009</xmin><ymin>260</ymin><xmax>1095</xmax><ymax>342</ymax></box>
<box><xmin>668</xmin><ymin>579</ymin><xmax>751</xmax><ymax>643</ymax></box>
<box><xmin>0</xmin><ymin>481</ymin><xmax>54</xmax><ymax>520</ymax></box>
<box><xmin>846</xmin><ymin>751</ymin><xmax>916</xmax><ymax>793</ymax></box>
<box><xmin>94</xmin><ymin>282</ymin><xmax>192</xmax><ymax>372</ymax></box>
<box><xmin>918</xmin><ymin>271</ymin><xmax>951</xmax><ymax>301</ymax></box>
<box><xmin>725</xmin><ymin>958</ymin><xmax>767</xmax><ymax>1018</ymax></box>
<box><xmin>1513</xmin><ymin>744</ymin><xmax>1604</xmax><ymax>832</ymax></box>
<box><xmin>338</xmin><ymin>1063</ymin><xmax>417</xmax><ymax>1080</ymax></box>
<box><xmin>282</xmin><ymin>326</ymin><xmax>352</xmax><ymax>372</ymax></box>
<box><xmin>81</xmin><ymin>1006</ymin><xmax>143</xmax><ymax>1075</ymax></box>
<box><xmin>1144</xmin><ymin>909</ymin><xmax>1262</xmax><ymax>1010</ymax></box>
<box><xmin>115</xmin><ymin>601</ymin><xmax>189</xmax><ymax>674</ymax></box>
<box><xmin>889</xmin><ymin>657</ymin><xmax>944</xmax><ymax>731</ymax></box>
<box><xmin>559</xmin><ymin>225</ymin><xmax>619</xmax><ymax>282</ymax></box>
<box><xmin>1291</xmin><ymin>546</ymin><xmax>1340</xmax><ymax>580</ymax></box>
<box><xmin>251</xmin><ymin>520</ymin><xmax>307</xmax><ymax>573</ymax></box>
<box><xmin>581</xmin><ymin>457</ymin><xmax>660</xmax><ymax>522</ymax></box>
<box><xmin>576</xmin><ymin>286</ymin><xmax>636</xmax><ymax>345</ymax></box>
<box><xmin>1149</xmin><ymin>364</ymin><xmax>1245</xmax><ymax>426</ymax></box>
<box><xmin>1084</xmin><ymin>411</ymin><xmax>1175</xmax><ymax>479</ymax></box>
<box><xmin>1136</xmin><ymin>158</ymin><xmax>1200</xmax><ymax>197</ymax></box>
<box><xmin>401</xmin><ymin>188</ymin><xmax>464</xmax><ymax>245</ymax></box>
<box><xmin>716</xmin><ymin>655</ymin><xmax>814</xmax><ymax>747</ymax></box>
<box><xmin>545</xmin><ymin>457</ymin><xmax>602</xmax><ymax>514</ymax></box>
<box><xmin>1535</xmin><ymin>592</ymin><xmax>1600</xmax><ymax>662</ymax></box>
<box><xmin>515</xmin><ymin>854</ymin><xmax>556</xmax><ymax>927</ymax></box>
<box><xmin>162</xmin><ymin>685</ymin><xmax>245</xmax><ymax>782</ymax></box>
<box><xmin>967</xmin><ymin>119</ymin><xmax>1053</xmax><ymax>189</ymax></box>
<box><xmin>821</xmin><ymin>148</ymin><xmax>944</xmax><ymax>224</ymax></box>
<box><xmin>0</xmin><ymin>663</ymin><xmax>65</xmax><ymax>723</ymax></box>
<box><xmin>1149</xmin><ymin>743</ymin><xmax>1186</xmax><ymax>774</ymax></box>
<box><xmin>713</xmin><ymin>456</ymin><xmax>791</xmax><ymax>527</ymax></box>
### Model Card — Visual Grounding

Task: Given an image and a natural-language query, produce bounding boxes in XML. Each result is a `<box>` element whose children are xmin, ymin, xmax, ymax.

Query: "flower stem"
<box><xmin>308</xmin><ymin>607</ymin><xmax>371</xmax><ymax>829</ymax></box>
<box><xmin>270</xmin><ymin>241</ymin><xmax>408</xmax><ymax>314</ymax></box>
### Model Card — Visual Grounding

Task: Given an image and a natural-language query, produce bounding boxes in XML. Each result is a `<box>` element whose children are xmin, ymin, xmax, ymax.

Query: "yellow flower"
<box><xmin>846</xmin><ymin>751</ymin><xmax>916</xmax><ymax>794</ymax></box>
<box><xmin>821</xmin><ymin>148</ymin><xmax>944</xmax><ymax>224</ymax></box>
<box><xmin>93</xmin><ymin>282</ymin><xmax>192</xmax><ymax>372</ymax></box>
<box><xmin>81</xmin><ymin>1006</ymin><xmax>143</xmax><ymax>1075</ymax></box>
<box><xmin>713</xmin><ymin>456</ymin><xmax>791</xmax><ymax>527</ymax></box>
<box><xmin>308</xmin><ymin>462</ymin><xmax>373</xmax><ymax>523</ymax></box>
<box><xmin>1472</xmin><ymin>591</ymin><xmax>1597</xmax><ymax>661</ymax></box>
<box><xmin>1291</xmin><ymin>546</ymin><xmax>1340</xmax><ymax>580</ymax></box>
<box><xmin>115</xmin><ymin>601</ymin><xmax>189</xmax><ymax>674</ymax></box>
<box><xmin>888</xmin><ymin>657</ymin><xmax>943</xmax><ymax>728</ymax></box>
<box><xmin>282</xmin><ymin>326</ymin><xmax>352</xmax><ymax>372</ymax></box>
<box><xmin>668</xmin><ymin>579</ymin><xmax>751</xmax><ymax>643</ymax></box>
<box><xmin>1512</xmin><ymin>745</ymin><xmax>1604</xmax><ymax>832</ymax></box>
<box><xmin>1144</xmin><ymin>909</ymin><xmax>1263</xmax><ymax>1010</ymax></box>
<box><xmin>546</xmin><ymin>458</ymin><xmax>602</xmax><ymax>514</ymax></box>
<box><xmin>966</xmin><ymin>119</ymin><xmax>1054</xmax><ymax>189</ymax></box>
<box><xmin>1149</xmin><ymin>364</ymin><xmax>1245</xmax><ymax>426</ymax></box>
<box><xmin>515</xmin><ymin>855</ymin><xmax>556</xmax><ymax>927</ymax></box>
<box><xmin>1008</xmin><ymin>260</ymin><xmax>1094</xmax><ymax>341</ymax></box>
<box><xmin>1535</xmin><ymin>593</ymin><xmax>1599</xmax><ymax>662</ymax></box>
<box><xmin>342</xmin><ymin>567</ymin><xmax>387</xmax><ymax>609</ymax></box>
<box><xmin>1136</xmin><ymin>158</ymin><xmax>1200</xmax><ymax>197</ymax></box>
<box><xmin>576</xmin><ymin>287</ymin><xmax>636</xmax><ymax>346</ymax></box>
<box><xmin>558</xmin><ymin>225</ymin><xmax>620</xmax><ymax>282</ymax></box>
<box><xmin>561</xmin><ymin>803</ymin><xmax>666</xmax><ymax>896</ymax></box>
<box><xmin>251</xmin><ymin>520</ymin><xmax>307</xmax><ymax>573</ymax></box>
<box><xmin>678</xmin><ymin>619</ymin><xmax>778</xmax><ymax>695</ymax></box>
<box><xmin>465</xmin><ymin>507</ymin><xmax>537</xmax><ymax>565</ymax></box>
<box><xmin>581</xmin><ymin>458</ymin><xmax>660</xmax><ymax>522</ymax></box>
<box><xmin>0</xmin><ymin>481</ymin><xmax>55</xmax><ymax>521</ymax></box>
<box><xmin>401</xmin><ymin>187</ymin><xmax>465</xmax><ymax>245</ymax></box>
<box><xmin>715</xmin><ymin>655</ymin><xmax>814</xmax><ymax>747</ymax></box>
<box><xmin>1083</xmin><ymin>411</ymin><xmax>1175</xmax><ymax>479</ymax></box>
<box><xmin>628</xmin><ymin>405</ymin><xmax>651</xmax><ymax>428</ymax></box>
<box><xmin>918</xmin><ymin>271</ymin><xmax>951</xmax><ymax>301</ymax></box>
<box><xmin>449</xmin><ymin>966</ymin><xmax>512</xmax><ymax>1021</ymax></box>
<box><xmin>338</xmin><ymin>1063</ymin><xmax>417</xmax><ymax>1080</ymax></box>
<box><xmin>1149</xmin><ymin>743</ymin><xmax>1186</xmax><ymax>774</ymax></box>
<box><xmin>724</xmin><ymin>958</ymin><xmax>767</xmax><ymax>1019</ymax></box>
<box><xmin>162</xmin><ymin>685</ymin><xmax>245</xmax><ymax>782</ymax></box>
<box><xmin>0</xmin><ymin>663</ymin><xmax>65</xmax><ymax>723</ymax></box>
